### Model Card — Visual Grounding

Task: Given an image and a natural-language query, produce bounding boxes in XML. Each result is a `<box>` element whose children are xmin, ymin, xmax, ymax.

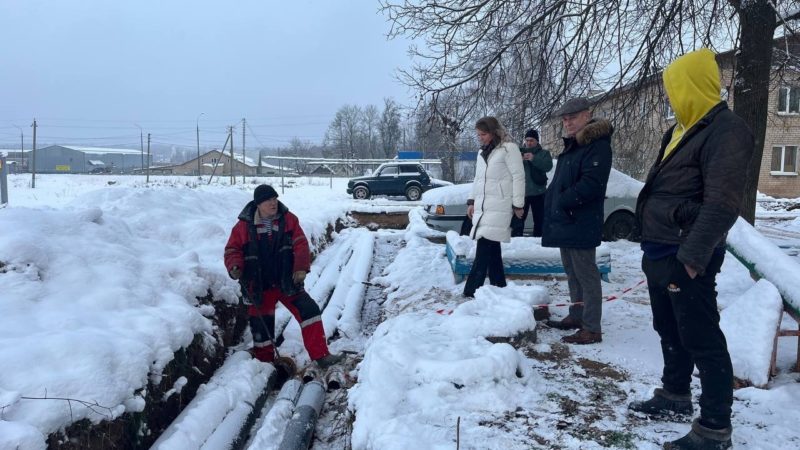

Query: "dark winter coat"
<box><xmin>541</xmin><ymin>119</ymin><xmax>613</xmax><ymax>249</ymax></box>
<box><xmin>224</xmin><ymin>200</ymin><xmax>311</xmax><ymax>299</ymax></box>
<box><xmin>521</xmin><ymin>144</ymin><xmax>553</xmax><ymax>196</ymax></box>
<box><xmin>635</xmin><ymin>102</ymin><xmax>754</xmax><ymax>276</ymax></box>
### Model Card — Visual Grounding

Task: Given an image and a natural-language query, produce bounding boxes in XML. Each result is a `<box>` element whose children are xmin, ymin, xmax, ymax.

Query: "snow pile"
<box><xmin>727</xmin><ymin>217</ymin><xmax>800</xmax><ymax>312</ymax></box>
<box><xmin>475</xmin><ymin>283</ymin><xmax>550</xmax><ymax>308</ymax></box>
<box><xmin>733</xmin><ymin>383</ymin><xmax>800</xmax><ymax>446</ymax></box>
<box><xmin>0</xmin><ymin>204</ymin><xmax>212</xmax><ymax>436</ymax></box>
<box><xmin>373</xmin><ymin>230</ymin><xmax>456</xmax><ymax>310</ymax></box>
<box><xmin>720</xmin><ymin>279</ymin><xmax>784</xmax><ymax>387</ymax></box>
<box><xmin>405</xmin><ymin>206</ymin><xmax>444</xmax><ymax>239</ymax></box>
<box><xmin>0</xmin><ymin>176</ymin><xmax>354</xmax><ymax>444</ymax></box>
<box><xmin>421</xmin><ymin>183</ymin><xmax>472</xmax><ymax>206</ymax></box>
<box><xmin>0</xmin><ymin>419</ymin><xmax>43</xmax><ymax>450</ymax></box>
<box><xmin>349</xmin><ymin>290</ymin><xmax>541</xmax><ymax>449</ymax></box>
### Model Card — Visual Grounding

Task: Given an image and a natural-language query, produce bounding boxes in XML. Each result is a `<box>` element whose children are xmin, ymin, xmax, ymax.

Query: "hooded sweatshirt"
<box><xmin>661</xmin><ymin>48</ymin><xmax>721</xmax><ymax>160</ymax></box>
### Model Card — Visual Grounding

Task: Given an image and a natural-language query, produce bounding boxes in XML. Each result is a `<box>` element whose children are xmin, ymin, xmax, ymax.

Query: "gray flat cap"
<box><xmin>554</xmin><ymin>97</ymin><xmax>592</xmax><ymax>116</ymax></box>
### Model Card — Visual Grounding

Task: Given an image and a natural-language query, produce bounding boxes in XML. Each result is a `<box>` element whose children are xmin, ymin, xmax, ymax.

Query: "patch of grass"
<box><xmin>522</xmin><ymin>341</ymin><xmax>571</xmax><ymax>363</ymax></box>
<box><xmin>586</xmin><ymin>429</ymin><xmax>638</xmax><ymax>449</ymax></box>
<box><xmin>577</xmin><ymin>358</ymin><xmax>628</xmax><ymax>381</ymax></box>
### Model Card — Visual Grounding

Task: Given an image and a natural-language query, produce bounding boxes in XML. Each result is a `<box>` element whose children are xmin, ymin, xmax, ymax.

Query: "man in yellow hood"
<box><xmin>631</xmin><ymin>49</ymin><xmax>754</xmax><ymax>450</ymax></box>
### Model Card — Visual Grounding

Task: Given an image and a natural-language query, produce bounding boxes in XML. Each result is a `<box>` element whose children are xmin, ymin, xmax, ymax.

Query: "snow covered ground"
<box><xmin>1</xmin><ymin>174</ymin><xmax>800</xmax><ymax>449</ymax></box>
<box><xmin>0</xmin><ymin>174</ymin><xmax>355</xmax><ymax>448</ymax></box>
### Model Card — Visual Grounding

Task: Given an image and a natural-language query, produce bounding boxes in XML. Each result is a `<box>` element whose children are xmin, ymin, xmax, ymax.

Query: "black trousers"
<box><xmin>510</xmin><ymin>194</ymin><xmax>545</xmax><ymax>237</ymax></box>
<box><xmin>642</xmin><ymin>251</ymin><xmax>732</xmax><ymax>427</ymax></box>
<box><xmin>463</xmin><ymin>238</ymin><xmax>506</xmax><ymax>296</ymax></box>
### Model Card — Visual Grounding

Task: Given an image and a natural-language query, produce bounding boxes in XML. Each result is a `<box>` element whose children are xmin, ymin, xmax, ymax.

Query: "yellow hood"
<box><xmin>662</xmin><ymin>48</ymin><xmax>721</xmax><ymax>160</ymax></box>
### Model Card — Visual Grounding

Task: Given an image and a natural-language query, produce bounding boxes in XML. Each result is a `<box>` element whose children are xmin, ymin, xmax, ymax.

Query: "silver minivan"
<box><xmin>421</xmin><ymin>167</ymin><xmax>643</xmax><ymax>241</ymax></box>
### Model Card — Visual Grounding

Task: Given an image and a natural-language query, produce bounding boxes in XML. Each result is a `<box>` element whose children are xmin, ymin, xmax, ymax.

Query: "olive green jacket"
<box><xmin>521</xmin><ymin>145</ymin><xmax>553</xmax><ymax>196</ymax></box>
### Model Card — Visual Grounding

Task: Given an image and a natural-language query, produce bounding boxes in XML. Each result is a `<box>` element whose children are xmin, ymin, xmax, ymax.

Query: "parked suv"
<box><xmin>347</xmin><ymin>162</ymin><xmax>444</xmax><ymax>201</ymax></box>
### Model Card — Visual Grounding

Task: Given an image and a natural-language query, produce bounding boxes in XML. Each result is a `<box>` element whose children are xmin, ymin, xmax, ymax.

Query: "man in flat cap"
<box><xmin>543</xmin><ymin>98</ymin><xmax>613</xmax><ymax>345</ymax></box>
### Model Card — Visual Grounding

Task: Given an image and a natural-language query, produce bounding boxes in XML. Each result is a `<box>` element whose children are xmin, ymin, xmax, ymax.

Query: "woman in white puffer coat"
<box><xmin>463</xmin><ymin>116</ymin><xmax>526</xmax><ymax>297</ymax></box>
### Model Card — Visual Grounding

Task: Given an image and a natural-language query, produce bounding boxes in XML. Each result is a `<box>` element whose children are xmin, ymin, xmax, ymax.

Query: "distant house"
<box><xmin>5</xmin><ymin>145</ymin><xmax>143</xmax><ymax>174</ymax></box>
<box><xmin>309</xmin><ymin>164</ymin><xmax>334</xmax><ymax>176</ymax></box>
<box><xmin>167</xmin><ymin>150</ymin><xmax>297</xmax><ymax>177</ymax></box>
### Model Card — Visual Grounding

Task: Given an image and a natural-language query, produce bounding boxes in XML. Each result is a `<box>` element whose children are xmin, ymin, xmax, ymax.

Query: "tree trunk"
<box><xmin>733</xmin><ymin>0</ymin><xmax>776</xmax><ymax>224</ymax></box>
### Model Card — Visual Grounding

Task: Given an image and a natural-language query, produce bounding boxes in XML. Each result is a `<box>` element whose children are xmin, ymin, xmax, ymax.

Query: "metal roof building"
<box><xmin>19</xmin><ymin>145</ymin><xmax>144</xmax><ymax>173</ymax></box>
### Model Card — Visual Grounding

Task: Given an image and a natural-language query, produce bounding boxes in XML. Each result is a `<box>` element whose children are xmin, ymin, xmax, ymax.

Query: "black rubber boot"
<box><xmin>663</xmin><ymin>418</ymin><xmax>732</xmax><ymax>449</ymax></box>
<box><xmin>316</xmin><ymin>352</ymin><xmax>345</xmax><ymax>370</ymax></box>
<box><xmin>629</xmin><ymin>388</ymin><xmax>693</xmax><ymax>419</ymax></box>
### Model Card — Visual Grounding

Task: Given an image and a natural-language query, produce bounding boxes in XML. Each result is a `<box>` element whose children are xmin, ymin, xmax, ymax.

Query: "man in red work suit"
<box><xmin>224</xmin><ymin>184</ymin><xmax>342</xmax><ymax>369</ymax></box>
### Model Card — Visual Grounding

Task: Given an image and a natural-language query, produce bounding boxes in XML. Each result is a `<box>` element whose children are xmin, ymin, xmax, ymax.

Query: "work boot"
<box><xmin>316</xmin><ymin>352</ymin><xmax>345</xmax><ymax>370</ymax></box>
<box><xmin>663</xmin><ymin>418</ymin><xmax>732</xmax><ymax>449</ymax></box>
<box><xmin>629</xmin><ymin>388</ymin><xmax>693</xmax><ymax>419</ymax></box>
<box><xmin>562</xmin><ymin>329</ymin><xmax>602</xmax><ymax>344</ymax></box>
<box><xmin>545</xmin><ymin>315</ymin><xmax>582</xmax><ymax>330</ymax></box>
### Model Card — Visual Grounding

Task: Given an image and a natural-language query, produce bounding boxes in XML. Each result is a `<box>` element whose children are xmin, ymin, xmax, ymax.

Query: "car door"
<box><xmin>373</xmin><ymin>165</ymin><xmax>399</xmax><ymax>194</ymax></box>
<box><xmin>399</xmin><ymin>164</ymin><xmax>423</xmax><ymax>191</ymax></box>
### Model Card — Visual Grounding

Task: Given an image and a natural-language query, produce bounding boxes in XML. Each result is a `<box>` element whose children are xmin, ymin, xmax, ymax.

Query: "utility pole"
<box><xmin>242</xmin><ymin>118</ymin><xmax>246</xmax><ymax>184</ymax></box>
<box><xmin>196</xmin><ymin>112</ymin><xmax>204</xmax><ymax>179</ymax></box>
<box><xmin>228</xmin><ymin>126</ymin><xmax>235</xmax><ymax>185</ymax></box>
<box><xmin>146</xmin><ymin>133</ymin><xmax>151</xmax><ymax>183</ymax></box>
<box><xmin>31</xmin><ymin>119</ymin><xmax>37</xmax><ymax>189</ymax></box>
<box><xmin>135</xmin><ymin>124</ymin><xmax>144</xmax><ymax>171</ymax></box>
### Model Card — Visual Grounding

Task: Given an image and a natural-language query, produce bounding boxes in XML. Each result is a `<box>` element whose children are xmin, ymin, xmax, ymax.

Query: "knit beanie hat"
<box><xmin>254</xmin><ymin>184</ymin><xmax>279</xmax><ymax>205</ymax></box>
<box><xmin>525</xmin><ymin>129</ymin><xmax>539</xmax><ymax>141</ymax></box>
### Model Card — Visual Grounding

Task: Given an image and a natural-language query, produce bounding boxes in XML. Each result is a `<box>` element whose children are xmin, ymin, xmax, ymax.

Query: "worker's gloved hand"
<box><xmin>292</xmin><ymin>270</ymin><xmax>307</xmax><ymax>285</ymax></box>
<box><xmin>229</xmin><ymin>265</ymin><xmax>242</xmax><ymax>280</ymax></box>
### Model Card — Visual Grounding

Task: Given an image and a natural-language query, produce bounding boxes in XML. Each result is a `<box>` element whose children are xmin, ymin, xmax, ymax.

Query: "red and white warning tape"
<box><xmin>436</xmin><ymin>279</ymin><xmax>648</xmax><ymax>315</ymax></box>
<box><xmin>536</xmin><ymin>279</ymin><xmax>647</xmax><ymax>309</ymax></box>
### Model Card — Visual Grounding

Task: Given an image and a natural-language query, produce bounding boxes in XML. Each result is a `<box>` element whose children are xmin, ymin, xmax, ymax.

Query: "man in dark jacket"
<box><xmin>224</xmin><ymin>184</ymin><xmax>342</xmax><ymax>369</ymax></box>
<box><xmin>629</xmin><ymin>49</ymin><xmax>753</xmax><ymax>450</ymax></box>
<box><xmin>542</xmin><ymin>97</ymin><xmax>613</xmax><ymax>345</ymax></box>
<box><xmin>511</xmin><ymin>128</ymin><xmax>553</xmax><ymax>237</ymax></box>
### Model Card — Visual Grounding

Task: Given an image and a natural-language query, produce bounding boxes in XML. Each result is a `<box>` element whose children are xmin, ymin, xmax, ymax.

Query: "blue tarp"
<box><xmin>397</xmin><ymin>151</ymin><xmax>424</xmax><ymax>159</ymax></box>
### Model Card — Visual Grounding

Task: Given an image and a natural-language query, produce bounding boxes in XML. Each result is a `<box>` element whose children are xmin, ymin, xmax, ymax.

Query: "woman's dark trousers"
<box><xmin>463</xmin><ymin>238</ymin><xmax>506</xmax><ymax>297</ymax></box>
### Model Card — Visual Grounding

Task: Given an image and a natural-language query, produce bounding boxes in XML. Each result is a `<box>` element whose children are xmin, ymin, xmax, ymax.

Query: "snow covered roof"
<box><xmin>259</xmin><ymin>160</ymin><xmax>296</xmax><ymax>171</ymax></box>
<box><xmin>60</xmin><ymin>145</ymin><xmax>141</xmax><ymax>156</ymax></box>
<box><xmin>88</xmin><ymin>160</ymin><xmax>105</xmax><ymax>166</ymax></box>
<box><xmin>230</xmin><ymin>152</ymin><xmax>258</xmax><ymax>167</ymax></box>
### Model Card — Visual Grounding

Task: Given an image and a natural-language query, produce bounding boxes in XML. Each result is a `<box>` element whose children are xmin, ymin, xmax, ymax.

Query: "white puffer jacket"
<box><xmin>468</xmin><ymin>141</ymin><xmax>526</xmax><ymax>242</ymax></box>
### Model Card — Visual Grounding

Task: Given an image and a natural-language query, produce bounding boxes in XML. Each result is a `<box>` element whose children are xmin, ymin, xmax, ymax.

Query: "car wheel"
<box><xmin>353</xmin><ymin>186</ymin><xmax>370</xmax><ymax>200</ymax></box>
<box><xmin>602</xmin><ymin>211</ymin><xmax>636</xmax><ymax>241</ymax></box>
<box><xmin>405</xmin><ymin>185</ymin><xmax>421</xmax><ymax>201</ymax></box>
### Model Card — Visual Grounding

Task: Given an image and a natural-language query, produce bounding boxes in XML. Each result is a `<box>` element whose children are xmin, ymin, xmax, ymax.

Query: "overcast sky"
<box><xmin>0</xmin><ymin>0</ymin><xmax>415</xmax><ymax>150</ymax></box>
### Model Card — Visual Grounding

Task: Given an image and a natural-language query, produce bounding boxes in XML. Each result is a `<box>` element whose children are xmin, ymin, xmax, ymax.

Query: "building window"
<box><xmin>777</xmin><ymin>86</ymin><xmax>800</xmax><ymax>114</ymax></box>
<box><xmin>771</xmin><ymin>145</ymin><xmax>798</xmax><ymax>174</ymax></box>
<box><xmin>664</xmin><ymin>101</ymin><xmax>675</xmax><ymax>120</ymax></box>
